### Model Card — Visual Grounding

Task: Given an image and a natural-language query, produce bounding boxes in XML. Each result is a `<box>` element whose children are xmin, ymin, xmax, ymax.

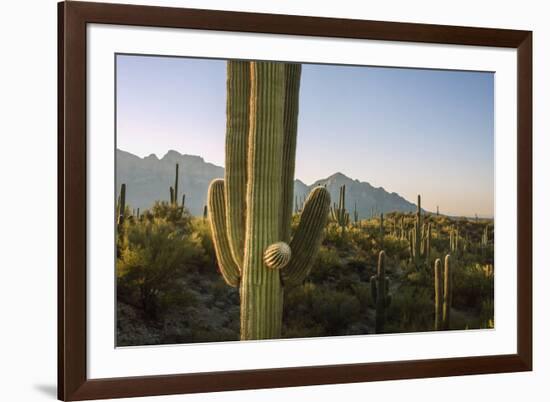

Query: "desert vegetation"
<box><xmin>116</xmin><ymin>60</ymin><xmax>494</xmax><ymax>346</ymax></box>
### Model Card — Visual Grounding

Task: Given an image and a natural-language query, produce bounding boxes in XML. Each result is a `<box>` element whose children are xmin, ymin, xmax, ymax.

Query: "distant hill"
<box><xmin>117</xmin><ymin>149</ymin><xmax>418</xmax><ymax>217</ymax></box>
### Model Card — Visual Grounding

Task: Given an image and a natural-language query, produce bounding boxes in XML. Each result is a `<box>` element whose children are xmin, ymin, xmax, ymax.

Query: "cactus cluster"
<box><xmin>434</xmin><ymin>255</ymin><xmax>452</xmax><ymax>330</ymax></box>
<box><xmin>207</xmin><ymin>61</ymin><xmax>331</xmax><ymax>340</ymax></box>
<box><xmin>371</xmin><ymin>250</ymin><xmax>392</xmax><ymax>333</ymax></box>
<box><xmin>331</xmin><ymin>185</ymin><xmax>350</xmax><ymax>230</ymax></box>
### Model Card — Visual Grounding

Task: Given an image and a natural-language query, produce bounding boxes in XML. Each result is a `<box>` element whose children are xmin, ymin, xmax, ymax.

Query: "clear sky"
<box><xmin>116</xmin><ymin>54</ymin><xmax>494</xmax><ymax>217</ymax></box>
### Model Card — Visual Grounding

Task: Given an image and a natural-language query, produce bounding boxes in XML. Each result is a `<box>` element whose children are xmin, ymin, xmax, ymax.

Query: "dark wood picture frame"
<box><xmin>58</xmin><ymin>1</ymin><xmax>532</xmax><ymax>400</ymax></box>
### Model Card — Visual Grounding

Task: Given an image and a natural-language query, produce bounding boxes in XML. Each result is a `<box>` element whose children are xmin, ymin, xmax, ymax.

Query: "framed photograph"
<box><xmin>58</xmin><ymin>1</ymin><xmax>532</xmax><ymax>400</ymax></box>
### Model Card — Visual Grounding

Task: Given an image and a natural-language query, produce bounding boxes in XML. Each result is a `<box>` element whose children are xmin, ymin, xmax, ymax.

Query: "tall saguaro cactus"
<box><xmin>371</xmin><ymin>250</ymin><xmax>391</xmax><ymax>333</ymax></box>
<box><xmin>208</xmin><ymin>61</ymin><xmax>331</xmax><ymax>340</ymax></box>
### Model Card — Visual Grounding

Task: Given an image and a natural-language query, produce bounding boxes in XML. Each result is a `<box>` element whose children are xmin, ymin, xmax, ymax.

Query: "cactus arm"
<box><xmin>280</xmin><ymin>63</ymin><xmax>302</xmax><ymax>243</ymax></box>
<box><xmin>282</xmin><ymin>186</ymin><xmax>331</xmax><ymax>287</ymax></box>
<box><xmin>207</xmin><ymin>179</ymin><xmax>240</xmax><ymax>287</ymax></box>
<box><xmin>225</xmin><ymin>61</ymin><xmax>250</xmax><ymax>268</ymax></box>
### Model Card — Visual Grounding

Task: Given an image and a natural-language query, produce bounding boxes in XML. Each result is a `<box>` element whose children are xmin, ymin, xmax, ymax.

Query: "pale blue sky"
<box><xmin>116</xmin><ymin>54</ymin><xmax>494</xmax><ymax>217</ymax></box>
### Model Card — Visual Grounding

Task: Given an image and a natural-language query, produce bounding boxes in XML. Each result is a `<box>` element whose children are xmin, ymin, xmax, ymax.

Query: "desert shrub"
<box><xmin>117</xmin><ymin>217</ymin><xmax>205</xmax><ymax>319</ymax></box>
<box><xmin>308</xmin><ymin>246</ymin><xmax>345</xmax><ymax>284</ymax></box>
<box><xmin>452</xmin><ymin>263</ymin><xmax>494</xmax><ymax>311</ymax></box>
<box><xmin>284</xmin><ymin>283</ymin><xmax>362</xmax><ymax>337</ymax></box>
<box><xmin>145</xmin><ymin>201</ymin><xmax>193</xmax><ymax>230</ymax></box>
<box><xmin>385</xmin><ymin>286</ymin><xmax>434</xmax><ymax>333</ymax></box>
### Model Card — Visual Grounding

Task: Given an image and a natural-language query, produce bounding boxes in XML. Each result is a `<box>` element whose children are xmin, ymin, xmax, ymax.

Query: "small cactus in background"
<box><xmin>173</xmin><ymin>163</ymin><xmax>179</xmax><ymax>206</ymax></box>
<box><xmin>208</xmin><ymin>61</ymin><xmax>331</xmax><ymax>340</ymax></box>
<box><xmin>203</xmin><ymin>205</ymin><xmax>208</xmax><ymax>220</ymax></box>
<box><xmin>408</xmin><ymin>195</ymin><xmax>431</xmax><ymax>267</ymax></box>
<box><xmin>181</xmin><ymin>194</ymin><xmax>186</xmax><ymax>208</ymax></box>
<box><xmin>442</xmin><ymin>255</ymin><xmax>452</xmax><ymax>329</ymax></box>
<box><xmin>117</xmin><ymin>183</ymin><xmax>126</xmax><ymax>225</ymax></box>
<box><xmin>169</xmin><ymin>186</ymin><xmax>174</xmax><ymax>205</ymax></box>
<box><xmin>330</xmin><ymin>185</ymin><xmax>349</xmax><ymax>231</ymax></box>
<box><xmin>379</xmin><ymin>213</ymin><xmax>385</xmax><ymax>248</ymax></box>
<box><xmin>353</xmin><ymin>201</ymin><xmax>359</xmax><ymax>225</ymax></box>
<box><xmin>434</xmin><ymin>255</ymin><xmax>452</xmax><ymax>330</ymax></box>
<box><xmin>434</xmin><ymin>258</ymin><xmax>442</xmax><ymax>330</ymax></box>
<box><xmin>371</xmin><ymin>250</ymin><xmax>391</xmax><ymax>333</ymax></box>
<box><xmin>414</xmin><ymin>195</ymin><xmax>422</xmax><ymax>266</ymax></box>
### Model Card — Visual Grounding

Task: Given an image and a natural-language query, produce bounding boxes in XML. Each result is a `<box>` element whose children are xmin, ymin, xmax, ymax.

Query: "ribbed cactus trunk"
<box><xmin>208</xmin><ymin>61</ymin><xmax>330</xmax><ymax>340</ymax></box>
<box><xmin>371</xmin><ymin>251</ymin><xmax>391</xmax><ymax>333</ymax></box>
<box><xmin>240</xmin><ymin>62</ymin><xmax>286</xmax><ymax>339</ymax></box>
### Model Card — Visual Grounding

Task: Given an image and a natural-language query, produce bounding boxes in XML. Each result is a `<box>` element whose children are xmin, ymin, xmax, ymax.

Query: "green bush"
<box><xmin>117</xmin><ymin>216</ymin><xmax>205</xmax><ymax>319</ymax></box>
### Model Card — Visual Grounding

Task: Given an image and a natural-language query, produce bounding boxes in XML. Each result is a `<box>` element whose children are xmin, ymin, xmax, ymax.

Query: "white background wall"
<box><xmin>0</xmin><ymin>0</ymin><xmax>546</xmax><ymax>401</ymax></box>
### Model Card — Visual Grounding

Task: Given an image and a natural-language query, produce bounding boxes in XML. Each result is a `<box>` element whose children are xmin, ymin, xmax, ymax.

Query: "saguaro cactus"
<box><xmin>117</xmin><ymin>183</ymin><xmax>126</xmax><ymax>225</ymax></box>
<box><xmin>331</xmin><ymin>185</ymin><xmax>349</xmax><ymax>231</ymax></box>
<box><xmin>434</xmin><ymin>255</ymin><xmax>452</xmax><ymax>330</ymax></box>
<box><xmin>371</xmin><ymin>250</ymin><xmax>391</xmax><ymax>333</ymax></box>
<box><xmin>208</xmin><ymin>61</ymin><xmax>330</xmax><ymax>340</ymax></box>
<box><xmin>379</xmin><ymin>213</ymin><xmax>385</xmax><ymax>248</ymax></box>
<box><xmin>414</xmin><ymin>195</ymin><xmax>422</xmax><ymax>266</ymax></box>
<box><xmin>173</xmin><ymin>163</ymin><xmax>179</xmax><ymax>206</ymax></box>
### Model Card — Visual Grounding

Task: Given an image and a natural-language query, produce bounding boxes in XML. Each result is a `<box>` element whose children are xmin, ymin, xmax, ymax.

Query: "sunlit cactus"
<box><xmin>208</xmin><ymin>61</ymin><xmax>330</xmax><ymax>340</ymax></box>
<box><xmin>434</xmin><ymin>255</ymin><xmax>452</xmax><ymax>330</ymax></box>
<box><xmin>371</xmin><ymin>250</ymin><xmax>391</xmax><ymax>333</ymax></box>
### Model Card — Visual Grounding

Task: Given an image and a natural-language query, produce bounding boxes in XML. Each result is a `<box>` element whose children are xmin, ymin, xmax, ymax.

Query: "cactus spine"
<box><xmin>434</xmin><ymin>255</ymin><xmax>452</xmax><ymax>330</ymax></box>
<box><xmin>208</xmin><ymin>61</ymin><xmax>330</xmax><ymax>340</ymax></box>
<box><xmin>371</xmin><ymin>250</ymin><xmax>391</xmax><ymax>333</ymax></box>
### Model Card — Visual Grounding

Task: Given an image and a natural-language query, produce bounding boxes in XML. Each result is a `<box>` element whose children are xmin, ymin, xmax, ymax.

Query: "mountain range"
<box><xmin>116</xmin><ymin>149</ymin><xmax>419</xmax><ymax>217</ymax></box>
